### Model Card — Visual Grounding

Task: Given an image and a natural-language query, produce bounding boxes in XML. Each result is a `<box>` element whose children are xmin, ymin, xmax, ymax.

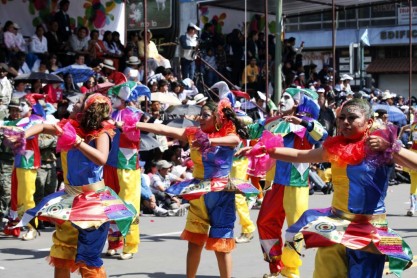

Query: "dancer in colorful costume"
<box><xmin>17</xmin><ymin>93</ymin><xmax>136</xmax><ymax>277</ymax></box>
<box><xmin>104</xmin><ymin>83</ymin><xmax>148</xmax><ymax>260</ymax></box>
<box><xmin>0</xmin><ymin>94</ymin><xmax>45</xmax><ymax>240</ymax></box>
<box><xmin>241</xmin><ymin>87</ymin><xmax>327</xmax><ymax>277</ymax></box>
<box><xmin>398</xmin><ymin>112</ymin><xmax>417</xmax><ymax>216</ymax></box>
<box><xmin>268</xmin><ymin>99</ymin><xmax>413</xmax><ymax>277</ymax></box>
<box><xmin>136</xmin><ymin>98</ymin><xmax>258</xmax><ymax>278</ymax></box>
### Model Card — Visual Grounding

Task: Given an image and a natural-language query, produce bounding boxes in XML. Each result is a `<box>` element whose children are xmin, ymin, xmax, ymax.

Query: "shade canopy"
<box><xmin>198</xmin><ymin>0</ymin><xmax>397</xmax><ymax>16</ymax></box>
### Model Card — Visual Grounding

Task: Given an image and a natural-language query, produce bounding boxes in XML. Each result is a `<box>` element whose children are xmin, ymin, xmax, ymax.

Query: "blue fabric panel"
<box><xmin>204</xmin><ymin>192</ymin><xmax>236</xmax><ymax>239</ymax></box>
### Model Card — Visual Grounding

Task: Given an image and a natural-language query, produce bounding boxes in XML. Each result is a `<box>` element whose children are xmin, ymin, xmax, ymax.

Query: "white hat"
<box><xmin>128</xmin><ymin>69</ymin><xmax>139</xmax><ymax>80</ymax></box>
<box><xmin>102</xmin><ymin>59</ymin><xmax>116</xmax><ymax>70</ymax></box>
<box><xmin>256</xmin><ymin>91</ymin><xmax>266</xmax><ymax>101</ymax></box>
<box><xmin>13</xmin><ymin>23</ymin><xmax>21</xmax><ymax>29</ymax></box>
<box><xmin>188</xmin><ymin>23</ymin><xmax>201</xmax><ymax>31</ymax></box>
<box><xmin>317</xmin><ymin>88</ymin><xmax>325</xmax><ymax>93</ymax></box>
<box><xmin>194</xmin><ymin>93</ymin><xmax>208</xmax><ymax>104</ymax></box>
<box><xmin>126</xmin><ymin>56</ymin><xmax>141</xmax><ymax>65</ymax></box>
<box><xmin>234</xmin><ymin>101</ymin><xmax>241</xmax><ymax>108</ymax></box>
<box><xmin>156</xmin><ymin>160</ymin><xmax>173</xmax><ymax>170</ymax></box>
<box><xmin>382</xmin><ymin>90</ymin><xmax>393</xmax><ymax>100</ymax></box>
<box><xmin>340</xmin><ymin>74</ymin><xmax>353</xmax><ymax>81</ymax></box>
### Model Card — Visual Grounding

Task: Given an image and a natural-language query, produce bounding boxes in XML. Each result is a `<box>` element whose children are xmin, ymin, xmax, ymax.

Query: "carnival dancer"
<box><xmin>1</xmin><ymin>94</ymin><xmax>45</xmax><ymax>240</ymax></box>
<box><xmin>240</xmin><ymin>87</ymin><xmax>328</xmax><ymax>278</ymax></box>
<box><xmin>231</xmin><ymin>112</ymin><xmax>256</xmax><ymax>244</ymax></box>
<box><xmin>268</xmin><ymin>99</ymin><xmax>414</xmax><ymax>277</ymax></box>
<box><xmin>16</xmin><ymin>93</ymin><xmax>136</xmax><ymax>277</ymax></box>
<box><xmin>398</xmin><ymin>113</ymin><xmax>417</xmax><ymax>216</ymax></box>
<box><xmin>104</xmin><ymin>84</ymin><xmax>144</xmax><ymax>260</ymax></box>
<box><xmin>135</xmin><ymin>98</ymin><xmax>258</xmax><ymax>278</ymax></box>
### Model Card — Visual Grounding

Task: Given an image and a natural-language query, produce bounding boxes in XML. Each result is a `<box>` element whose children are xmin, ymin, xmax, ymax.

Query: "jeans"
<box><xmin>181</xmin><ymin>58</ymin><xmax>196</xmax><ymax>80</ymax></box>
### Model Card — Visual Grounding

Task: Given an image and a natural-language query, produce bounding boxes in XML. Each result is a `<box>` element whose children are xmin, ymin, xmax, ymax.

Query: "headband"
<box><xmin>84</xmin><ymin>93</ymin><xmax>112</xmax><ymax>112</ymax></box>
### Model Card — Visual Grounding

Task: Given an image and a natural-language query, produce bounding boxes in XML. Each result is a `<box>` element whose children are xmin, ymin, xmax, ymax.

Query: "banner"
<box><xmin>0</xmin><ymin>1</ymin><xmax>125</xmax><ymax>42</ymax></box>
<box><xmin>126</xmin><ymin>0</ymin><xmax>173</xmax><ymax>30</ymax></box>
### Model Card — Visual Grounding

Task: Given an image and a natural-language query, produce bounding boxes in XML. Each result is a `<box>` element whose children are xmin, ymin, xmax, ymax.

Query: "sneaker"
<box><xmin>22</xmin><ymin>228</ymin><xmax>38</xmax><ymax>241</ymax></box>
<box><xmin>407</xmin><ymin>210</ymin><xmax>414</xmax><ymax>216</ymax></box>
<box><xmin>118</xmin><ymin>253</ymin><xmax>133</xmax><ymax>260</ymax></box>
<box><xmin>106</xmin><ymin>249</ymin><xmax>117</xmax><ymax>257</ymax></box>
<box><xmin>235</xmin><ymin>232</ymin><xmax>254</xmax><ymax>244</ymax></box>
<box><xmin>281</xmin><ymin>268</ymin><xmax>300</xmax><ymax>278</ymax></box>
<box><xmin>263</xmin><ymin>273</ymin><xmax>279</xmax><ymax>278</ymax></box>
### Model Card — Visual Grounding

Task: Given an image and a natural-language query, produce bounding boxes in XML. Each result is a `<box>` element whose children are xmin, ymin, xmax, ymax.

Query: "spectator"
<box><xmin>54</xmin><ymin>0</ymin><xmax>71</xmax><ymax>42</ymax></box>
<box><xmin>68</xmin><ymin>26</ymin><xmax>89</xmax><ymax>57</ymax></box>
<box><xmin>138</xmin><ymin>29</ymin><xmax>171</xmax><ymax>70</ymax></box>
<box><xmin>124</xmin><ymin>56</ymin><xmax>142</xmax><ymax>82</ymax></box>
<box><xmin>45</xmin><ymin>20</ymin><xmax>66</xmax><ymax>55</ymax></box>
<box><xmin>246</xmin><ymin>30</ymin><xmax>259</xmax><ymax>61</ymax></box>
<box><xmin>150</xmin><ymin>160</ymin><xmax>182</xmax><ymax>210</ymax></box>
<box><xmin>0</xmin><ymin>63</ymin><xmax>12</xmax><ymax>106</ymax></box>
<box><xmin>88</xmin><ymin>29</ymin><xmax>107</xmax><ymax>60</ymax></box>
<box><xmin>242</xmin><ymin>57</ymin><xmax>259</xmax><ymax>95</ymax></box>
<box><xmin>8</xmin><ymin>51</ymin><xmax>30</xmax><ymax>76</ymax></box>
<box><xmin>179</xmin><ymin>23</ymin><xmax>200</xmax><ymax>80</ymax></box>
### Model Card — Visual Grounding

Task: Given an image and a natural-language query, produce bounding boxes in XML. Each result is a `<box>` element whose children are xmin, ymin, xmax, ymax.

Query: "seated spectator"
<box><xmin>138</xmin><ymin>29</ymin><xmax>171</xmax><ymax>70</ymax></box>
<box><xmin>140</xmin><ymin>161</ymin><xmax>185</xmax><ymax>217</ymax></box>
<box><xmin>11</xmin><ymin>80</ymin><xmax>28</xmax><ymax>99</ymax></box>
<box><xmin>45</xmin><ymin>19</ymin><xmax>66</xmax><ymax>55</ymax></box>
<box><xmin>46</xmin><ymin>54</ymin><xmax>61</xmax><ymax>73</ymax></box>
<box><xmin>0</xmin><ymin>63</ymin><xmax>13</xmax><ymax>107</ymax></box>
<box><xmin>88</xmin><ymin>29</ymin><xmax>107</xmax><ymax>60</ymax></box>
<box><xmin>100</xmin><ymin>59</ymin><xmax>127</xmax><ymax>85</ymax></box>
<box><xmin>242</xmin><ymin>57</ymin><xmax>259</xmax><ymax>96</ymax></box>
<box><xmin>150</xmin><ymin>160</ymin><xmax>182</xmax><ymax>210</ymax></box>
<box><xmin>124</xmin><ymin>56</ymin><xmax>143</xmax><ymax>82</ymax></box>
<box><xmin>80</xmin><ymin>76</ymin><xmax>96</xmax><ymax>94</ymax></box>
<box><xmin>102</xmin><ymin>30</ymin><xmax>121</xmax><ymax>70</ymax></box>
<box><xmin>8</xmin><ymin>51</ymin><xmax>31</xmax><ymax>76</ymax></box>
<box><xmin>3</xmin><ymin>21</ymin><xmax>28</xmax><ymax>56</ymax></box>
<box><xmin>30</xmin><ymin>25</ymin><xmax>48</xmax><ymax>63</ymax></box>
<box><xmin>68</xmin><ymin>26</ymin><xmax>89</xmax><ymax>57</ymax></box>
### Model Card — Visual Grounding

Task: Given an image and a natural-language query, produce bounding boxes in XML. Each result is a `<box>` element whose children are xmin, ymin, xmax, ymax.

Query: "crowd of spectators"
<box><xmin>0</xmin><ymin>0</ymin><xmax>415</xmax><ymax>223</ymax></box>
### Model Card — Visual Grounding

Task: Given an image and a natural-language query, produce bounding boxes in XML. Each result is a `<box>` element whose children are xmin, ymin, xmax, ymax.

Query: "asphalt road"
<box><xmin>1</xmin><ymin>183</ymin><xmax>417</xmax><ymax>278</ymax></box>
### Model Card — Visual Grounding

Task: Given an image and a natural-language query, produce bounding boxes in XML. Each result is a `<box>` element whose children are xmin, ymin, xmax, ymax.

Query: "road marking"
<box><xmin>140</xmin><ymin>231</ymin><xmax>182</xmax><ymax>239</ymax></box>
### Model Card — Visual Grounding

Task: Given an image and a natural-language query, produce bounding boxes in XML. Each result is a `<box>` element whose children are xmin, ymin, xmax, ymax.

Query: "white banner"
<box><xmin>0</xmin><ymin>1</ymin><xmax>125</xmax><ymax>42</ymax></box>
<box><xmin>398</xmin><ymin>7</ymin><xmax>417</xmax><ymax>25</ymax></box>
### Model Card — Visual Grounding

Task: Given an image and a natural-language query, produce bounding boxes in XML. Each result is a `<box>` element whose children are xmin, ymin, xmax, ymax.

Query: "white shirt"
<box><xmin>30</xmin><ymin>34</ymin><xmax>48</xmax><ymax>54</ymax></box>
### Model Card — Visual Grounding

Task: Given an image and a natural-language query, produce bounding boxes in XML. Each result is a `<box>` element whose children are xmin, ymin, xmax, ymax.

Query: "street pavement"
<box><xmin>1</xmin><ymin>183</ymin><xmax>417</xmax><ymax>278</ymax></box>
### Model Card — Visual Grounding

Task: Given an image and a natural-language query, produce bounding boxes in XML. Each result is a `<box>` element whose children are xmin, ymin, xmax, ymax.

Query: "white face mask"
<box><xmin>279</xmin><ymin>92</ymin><xmax>295</xmax><ymax>113</ymax></box>
<box><xmin>20</xmin><ymin>102</ymin><xmax>30</xmax><ymax>117</ymax></box>
<box><xmin>111</xmin><ymin>96</ymin><xmax>123</xmax><ymax>109</ymax></box>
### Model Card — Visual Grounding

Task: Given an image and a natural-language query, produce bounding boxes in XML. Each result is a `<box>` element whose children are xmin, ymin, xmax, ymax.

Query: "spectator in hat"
<box><xmin>100</xmin><ymin>59</ymin><xmax>127</xmax><ymax>85</ymax></box>
<box><xmin>150</xmin><ymin>160</ymin><xmax>182</xmax><ymax>210</ymax></box>
<box><xmin>179</xmin><ymin>23</ymin><xmax>200</xmax><ymax>80</ymax></box>
<box><xmin>0</xmin><ymin>98</ymin><xmax>22</xmax><ymax>228</ymax></box>
<box><xmin>381</xmin><ymin>90</ymin><xmax>394</xmax><ymax>106</ymax></box>
<box><xmin>139</xmin><ymin>29</ymin><xmax>171</xmax><ymax>70</ymax></box>
<box><xmin>192</xmin><ymin>93</ymin><xmax>208</xmax><ymax>107</ymax></box>
<box><xmin>340</xmin><ymin>74</ymin><xmax>353</xmax><ymax>92</ymax></box>
<box><xmin>124</xmin><ymin>56</ymin><xmax>143</xmax><ymax>82</ymax></box>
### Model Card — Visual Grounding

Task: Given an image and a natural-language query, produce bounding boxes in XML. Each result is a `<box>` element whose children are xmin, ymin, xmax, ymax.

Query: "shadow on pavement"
<box><xmin>110</xmin><ymin>273</ymin><xmax>219</xmax><ymax>278</ymax></box>
<box><xmin>0</xmin><ymin>248</ymin><xmax>49</xmax><ymax>260</ymax></box>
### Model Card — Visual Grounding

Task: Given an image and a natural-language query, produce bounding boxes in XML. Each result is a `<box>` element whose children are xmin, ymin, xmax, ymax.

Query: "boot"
<box><xmin>407</xmin><ymin>194</ymin><xmax>416</xmax><ymax>216</ymax></box>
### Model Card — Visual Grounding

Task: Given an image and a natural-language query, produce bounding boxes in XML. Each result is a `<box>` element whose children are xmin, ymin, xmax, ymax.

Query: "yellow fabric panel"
<box><xmin>331</xmin><ymin>164</ymin><xmax>350</xmax><ymax>212</ymax></box>
<box><xmin>235</xmin><ymin>193</ymin><xmax>255</xmax><ymax>234</ymax></box>
<box><xmin>116</xmin><ymin>168</ymin><xmax>141</xmax><ymax>254</ymax></box>
<box><xmin>265</xmin><ymin>164</ymin><xmax>276</xmax><ymax>189</ymax></box>
<box><xmin>16</xmin><ymin>168</ymin><xmax>37</xmax><ymax>217</ymax></box>
<box><xmin>230</xmin><ymin>158</ymin><xmax>249</xmax><ymax>180</ymax></box>
<box><xmin>190</xmin><ymin>147</ymin><xmax>204</xmax><ymax>179</ymax></box>
<box><xmin>282</xmin><ymin>186</ymin><xmax>309</xmax><ymax>226</ymax></box>
<box><xmin>184</xmin><ymin>196</ymin><xmax>210</xmax><ymax>234</ymax></box>
<box><xmin>313</xmin><ymin>244</ymin><xmax>348</xmax><ymax>278</ymax></box>
<box><xmin>61</xmin><ymin>151</ymin><xmax>69</xmax><ymax>185</ymax></box>
<box><xmin>50</xmin><ymin>221</ymin><xmax>79</xmax><ymax>260</ymax></box>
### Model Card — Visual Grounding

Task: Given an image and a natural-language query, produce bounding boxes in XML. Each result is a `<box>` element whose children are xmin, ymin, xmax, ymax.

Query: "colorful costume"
<box><xmin>286</xmin><ymin>130</ymin><xmax>413</xmax><ymax>277</ymax></box>
<box><xmin>1</xmin><ymin>114</ymin><xmax>43</xmax><ymax>236</ymax></box>
<box><xmin>250</xmin><ymin>89</ymin><xmax>328</xmax><ymax>276</ymax></box>
<box><xmin>405</xmin><ymin>123</ymin><xmax>417</xmax><ymax>215</ymax></box>
<box><xmin>166</xmin><ymin>121</ymin><xmax>258</xmax><ymax>251</ymax></box>
<box><xmin>230</xmin><ymin>142</ymin><xmax>256</xmax><ymax>237</ymax></box>
<box><xmin>104</xmin><ymin>107</ymin><xmax>142</xmax><ymax>254</ymax></box>
<box><xmin>16</xmin><ymin>118</ymin><xmax>136</xmax><ymax>275</ymax></box>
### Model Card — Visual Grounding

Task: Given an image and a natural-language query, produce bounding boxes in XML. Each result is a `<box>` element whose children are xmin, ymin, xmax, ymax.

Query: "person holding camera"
<box><xmin>179</xmin><ymin>23</ymin><xmax>200</xmax><ymax>80</ymax></box>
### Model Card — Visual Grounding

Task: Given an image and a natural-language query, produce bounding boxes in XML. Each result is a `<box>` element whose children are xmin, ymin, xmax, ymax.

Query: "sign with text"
<box><xmin>126</xmin><ymin>0</ymin><xmax>173</xmax><ymax>31</ymax></box>
<box><xmin>398</xmin><ymin>7</ymin><xmax>417</xmax><ymax>25</ymax></box>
